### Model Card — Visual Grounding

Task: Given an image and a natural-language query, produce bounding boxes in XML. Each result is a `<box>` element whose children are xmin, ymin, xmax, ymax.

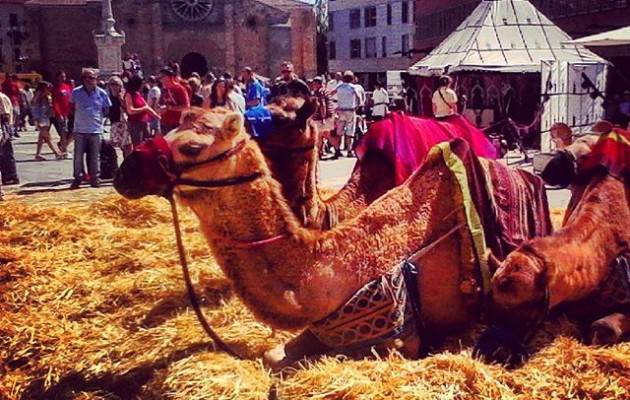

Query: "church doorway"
<box><xmin>180</xmin><ymin>52</ymin><xmax>208</xmax><ymax>78</ymax></box>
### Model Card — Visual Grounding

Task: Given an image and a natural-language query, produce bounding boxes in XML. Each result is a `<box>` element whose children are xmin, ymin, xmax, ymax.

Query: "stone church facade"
<box><xmin>24</xmin><ymin>0</ymin><xmax>317</xmax><ymax>80</ymax></box>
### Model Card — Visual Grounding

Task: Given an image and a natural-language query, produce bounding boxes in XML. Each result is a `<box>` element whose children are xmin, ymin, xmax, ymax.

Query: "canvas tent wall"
<box><xmin>408</xmin><ymin>0</ymin><xmax>608</xmax><ymax>149</ymax></box>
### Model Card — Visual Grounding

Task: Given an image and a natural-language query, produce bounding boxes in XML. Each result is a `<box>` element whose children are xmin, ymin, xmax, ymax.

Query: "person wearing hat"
<box><xmin>241</xmin><ymin>67</ymin><xmax>266</xmax><ymax>110</ymax></box>
<box><xmin>69</xmin><ymin>68</ymin><xmax>112</xmax><ymax>189</ymax></box>
<box><xmin>157</xmin><ymin>66</ymin><xmax>190</xmax><ymax>136</ymax></box>
<box><xmin>333</xmin><ymin>70</ymin><xmax>361</xmax><ymax>157</ymax></box>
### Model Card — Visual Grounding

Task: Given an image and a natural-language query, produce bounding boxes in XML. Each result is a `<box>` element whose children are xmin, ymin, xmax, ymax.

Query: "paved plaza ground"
<box><xmin>2</xmin><ymin>125</ymin><xmax>571</xmax><ymax>208</ymax></box>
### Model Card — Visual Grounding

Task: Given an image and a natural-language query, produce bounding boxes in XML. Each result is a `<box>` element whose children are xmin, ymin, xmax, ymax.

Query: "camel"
<box><xmin>113</xmin><ymin>108</ymin><xmax>547</xmax><ymax>369</ymax></box>
<box><xmin>256</xmin><ymin>96</ymin><xmax>396</xmax><ymax>229</ymax></box>
<box><xmin>257</xmin><ymin>96</ymin><xmax>497</xmax><ymax>229</ymax></box>
<box><xmin>491</xmin><ymin>124</ymin><xmax>630</xmax><ymax>349</ymax></box>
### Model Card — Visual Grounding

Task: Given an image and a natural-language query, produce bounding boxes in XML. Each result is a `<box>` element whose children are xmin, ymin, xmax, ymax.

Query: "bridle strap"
<box><xmin>177</xmin><ymin>140</ymin><xmax>248</xmax><ymax>174</ymax></box>
<box><xmin>175</xmin><ymin>171</ymin><xmax>264</xmax><ymax>188</ymax></box>
<box><xmin>257</xmin><ymin>143</ymin><xmax>315</xmax><ymax>154</ymax></box>
<box><xmin>168</xmin><ymin>196</ymin><xmax>245</xmax><ymax>359</ymax></box>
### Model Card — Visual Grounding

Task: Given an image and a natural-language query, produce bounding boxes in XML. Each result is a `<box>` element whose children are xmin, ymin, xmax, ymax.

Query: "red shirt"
<box><xmin>51</xmin><ymin>83</ymin><xmax>73</xmax><ymax>118</ymax></box>
<box><xmin>160</xmin><ymin>83</ymin><xmax>190</xmax><ymax>127</ymax></box>
<box><xmin>1</xmin><ymin>80</ymin><xmax>20</xmax><ymax>106</ymax></box>
<box><xmin>126</xmin><ymin>91</ymin><xmax>150</xmax><ymax>124</ymax></box>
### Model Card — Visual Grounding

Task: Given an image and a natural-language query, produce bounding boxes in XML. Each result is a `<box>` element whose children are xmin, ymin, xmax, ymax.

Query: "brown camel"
<box><xmin>491</xmin><ymin>125</ymin><xmax>630</xmax><ymax>346</ymax></box>
<box><xmin>258</xmin><ymin>96</ymin><xmax>395</xmax><ymax>229</ymax></box>
<box><xmin>114</xmin><ymin>108</ymin><xmax>548</xmax><ymax>369</ymax></box>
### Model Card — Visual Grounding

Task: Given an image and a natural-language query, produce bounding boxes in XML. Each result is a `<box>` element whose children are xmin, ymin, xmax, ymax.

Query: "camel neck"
<box><xmin>178</xmin><ymin>145</ymin><xmax>462</xmax><ymax>328</ymax></box>
<box><xmin>540</xmin><ymin>175</ymin><xmax>629</xmax><ymax>306</ymax></box>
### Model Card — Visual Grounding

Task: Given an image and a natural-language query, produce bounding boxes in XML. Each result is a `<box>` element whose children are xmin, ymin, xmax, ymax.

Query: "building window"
<box><xmin>387</xmin><ymin>4</ymin><xmax>392</xmax><ymax>25</ymax></box>
<box><xmin>402</xmin><ymin>1</ymin><xmax>409</xmax><ymax>24</ymax></box>
<box><xmin>9</xmin><ymin>14</ymin><xmax>18</xmax><ymax>27</ymax></box>
<box><xmin>364</xmin><ymin>6</ymin><xmax>377</xmax><ymax>27</ymax></box>
<box><xmin>328</xmin><ymin>12</ymin><xmax>334</xmax><ymax>32</ymax></box>
<box><xmin>329</xmin><ymin>41</ymin><xmax>336</xmax><ymax>60</ymax></box>
<box><xmin>382</xmin><ymin>36</ymin><xmax>387</xmax><ymax>58</ymax></box>
<box><xmin>365</xmin><ymin>37</ymin><xmax>377</xmax><ymax>58</ymax></box>
<box><xmin>349</xmin><ymin>9</ymin><xmax>361</xmax><ymax>29</ymax></box>
<box><xmin>401</xmin><ymin>34</ymin><xmax>410</xmax><ymax>55</ymax></box>
<box><xmin>350</xmin><ymin>39</ymin><xmax>362</xmax><ymax>59</ymax></box>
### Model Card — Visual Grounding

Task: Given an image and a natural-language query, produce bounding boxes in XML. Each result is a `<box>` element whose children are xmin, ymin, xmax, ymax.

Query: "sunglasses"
<box><xmin>84</xmin><ymin>76</ymin><xmax>97</xmax><ymax>80</ymax></box>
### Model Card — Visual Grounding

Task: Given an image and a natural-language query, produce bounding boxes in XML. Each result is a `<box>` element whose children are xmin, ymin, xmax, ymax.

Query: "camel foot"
<box><xmin>263</xmin><ymin>329</ymin><xmax>330</xmax><ymax>371</ymax></box>
<box><xmin>589</xmin><ymin>313</ymin><xmax>630</xmax><ymax>345</ymax></box>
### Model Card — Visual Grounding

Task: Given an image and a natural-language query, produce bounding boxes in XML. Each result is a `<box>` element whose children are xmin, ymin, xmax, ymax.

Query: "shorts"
<box><xmin>36</xmin><ymin>118</ymin><xmax>52</xmax><ymax>129</ymax></box>
<box><xmin>127</xmin><ymin>120</ymin><xmax>149</xmax><ymax>146</ymax></box>
<box><xmin>149</xmin><ymin>116</ymin><xmax>160</xmax><ymax>131</ymax></box>
<box><xmin>313</xmin><ymin>117</ymin><xmax>335</xmax><ymax>132</ymax></box>
<box><xmin>336</xmin><ymin>110</ymin><xmax>356</xmax><ymax>137</ymax></box>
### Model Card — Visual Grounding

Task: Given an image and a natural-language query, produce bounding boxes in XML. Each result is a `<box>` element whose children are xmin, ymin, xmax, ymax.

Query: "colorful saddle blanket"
<box><xmin>580</xmin><ymin>128</ymin><xmax>630</xmax><ymax>184</ymax></box>
<box><xmin>310</xmin><ymin>261</ymin><xmax>419</xmax><ymax>352</ymax></box>
<box><xmin>355</xmin><ymin>112</ymin><xmax>498</xmax><ymax>185</ymax></box>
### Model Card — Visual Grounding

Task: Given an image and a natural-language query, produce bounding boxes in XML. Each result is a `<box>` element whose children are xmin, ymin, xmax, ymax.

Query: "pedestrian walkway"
<box><xmin>2</xmin><ymin>125</ymin><xmax>570</xmax><ymax>208</ymax></box>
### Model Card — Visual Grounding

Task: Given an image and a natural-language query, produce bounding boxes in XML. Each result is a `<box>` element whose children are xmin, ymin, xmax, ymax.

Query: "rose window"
<box><xmin>170</xmin><ymin>0</ymin><xmax>214</xmax><ymax>21</ymax></box>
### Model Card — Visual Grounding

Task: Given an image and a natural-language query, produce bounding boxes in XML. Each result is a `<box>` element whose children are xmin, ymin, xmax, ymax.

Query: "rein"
<box><xmin>168</xmin><ymin>196</ymin><xmax>245</xmax><ymax>359</ymax></box>
<box><xmin>159</xmin><ymin>138</ymin><xmax>276</xmax><ymax>360</ymax></box>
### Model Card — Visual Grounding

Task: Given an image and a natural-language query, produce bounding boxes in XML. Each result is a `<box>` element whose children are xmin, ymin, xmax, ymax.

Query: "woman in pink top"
<box><xmin>124</xmin><ymin>75</ymin><xmax>160</xmax><ymax>146</ymax></box>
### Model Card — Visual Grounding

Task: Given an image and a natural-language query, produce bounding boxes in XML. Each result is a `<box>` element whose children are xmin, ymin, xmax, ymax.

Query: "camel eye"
<box><xmin>179</xmin><ymin>143</ymin><xmax>206</xmax><ymax>157</ymax></box>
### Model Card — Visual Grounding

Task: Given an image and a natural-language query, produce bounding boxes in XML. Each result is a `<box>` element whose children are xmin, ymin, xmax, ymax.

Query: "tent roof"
<box><xmin>410</xmin><ymin>0</ymin><xmax>606</xmax><ymax>76</ymax></box>
<box><xmin>564</xmin><ymin>26</ymin><xmax>630</xmax><ymax>47</ymax></box>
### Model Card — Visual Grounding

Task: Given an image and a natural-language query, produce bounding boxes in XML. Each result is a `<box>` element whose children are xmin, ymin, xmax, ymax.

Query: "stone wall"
<box><xmin>24</xmin><ymin>0</ymin><xmax>316</xmax><ymax>81</ymax></box>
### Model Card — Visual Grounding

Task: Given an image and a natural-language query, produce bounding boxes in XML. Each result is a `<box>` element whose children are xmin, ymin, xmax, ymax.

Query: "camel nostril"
<box><xmin>497</xmin><ymin>277</ymin><xmax>514</xmax><ymax>292</ymax></box>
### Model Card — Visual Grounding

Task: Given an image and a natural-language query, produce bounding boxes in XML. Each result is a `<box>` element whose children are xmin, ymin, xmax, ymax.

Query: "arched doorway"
<box><xmin>180</xmin><ymin>52</ymin><xmax>208</xmax><ymax>78</ymax></box>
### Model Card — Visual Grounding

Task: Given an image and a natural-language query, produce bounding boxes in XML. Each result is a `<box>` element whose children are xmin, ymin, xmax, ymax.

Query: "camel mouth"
<box><xmin>114</xmin><ymin>138</ymin><xmax>173</xmax><ymax>199</ymax></box>
<box><xmin>540</xmin><ymin>151</ymin><xmax>576</xmax><ymax>187</ymax></box>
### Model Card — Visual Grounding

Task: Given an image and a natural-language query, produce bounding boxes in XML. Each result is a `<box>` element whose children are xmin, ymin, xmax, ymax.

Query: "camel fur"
<box><xmin>114</xmin><ymin>108</ymin><xmax>544</xmax><ymax>369</ymax></box>
<box><xmin>492</xmin><ymin>124</ymin><xmax>630</xmax><ymax>345</ymax></box>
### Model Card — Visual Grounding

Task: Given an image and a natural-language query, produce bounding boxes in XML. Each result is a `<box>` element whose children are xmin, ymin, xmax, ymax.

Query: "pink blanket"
<box><xmin>355</xmin><ymin>112</ymin><xmax>497</xmax><ymax>185</ymax></box>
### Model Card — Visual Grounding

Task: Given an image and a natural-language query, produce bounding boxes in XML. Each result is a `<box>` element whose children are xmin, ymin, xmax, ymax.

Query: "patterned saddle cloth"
<box><xmin>309</xmin><ymin>261</ymin><xmax>420</xmax><ymax>352</ymax></box>
<box><xmin>587</xmin><ymin>254</ymin><xmax>630</xmax><ymax>309</ymax></box>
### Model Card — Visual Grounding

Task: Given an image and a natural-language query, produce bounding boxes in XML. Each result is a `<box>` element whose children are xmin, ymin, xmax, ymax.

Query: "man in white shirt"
<box><xmin>146</xmin><ymin>75</ymin><xmax>162</xmax><ymax>137</ymax></box>
<box><xmin>335</xmin><ymin>70</ymin><xmax>361</xmax><ymax>157</ymax></box>
<box><xmin>432</xmin><ymin>75</ymin><xmax>458</xmax><ymax>118</ymax></box>
<box><xmin>371</xmin><ymin>81</ymin><xmax>389</xmax><ymax>121</ymax></box>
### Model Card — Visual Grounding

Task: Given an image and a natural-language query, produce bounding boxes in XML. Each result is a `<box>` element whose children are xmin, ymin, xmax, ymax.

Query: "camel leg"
<box><xmin>263</xmin><ymin>329</ymin><xmax>330</xmax><ymax>370</ymax></box>
<box><xmin>589</xmin><ymin>311</ymin><xmax>630</xmax><ymax>345</ymax></box>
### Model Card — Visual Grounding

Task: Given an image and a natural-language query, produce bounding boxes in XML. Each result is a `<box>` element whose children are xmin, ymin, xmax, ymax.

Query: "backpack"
<box><xmin>100</xmin><ymin>139</ymin><xmax>119</xmax><ymax>180</ymax></box>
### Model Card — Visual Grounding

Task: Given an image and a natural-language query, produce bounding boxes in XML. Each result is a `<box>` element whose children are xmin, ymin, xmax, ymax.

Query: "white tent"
<box><xmin>408</xmin><ymin>0</ymin><xmax>610</xmax><ymax>151</ymax></box>
<box><xmin>564</xmin><ymin>26</ymin><xmax>630</xmax><ymax>47</ymax></box>
<box><xmin>409</xmin><ymin>0</ymin><xmax>605</xmax><ymax>75</ymax></box>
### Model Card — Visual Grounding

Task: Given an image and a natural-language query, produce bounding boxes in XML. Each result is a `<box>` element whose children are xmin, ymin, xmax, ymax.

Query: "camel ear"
<box><xmin>221</xmin><ymin>112</ymin><xmax>244</xmax><ymax>139</ymax></box>
<box><xmin>296</xmin><ymin>97</ymin><xmax>318</xmax><ymax>122</ymax></box>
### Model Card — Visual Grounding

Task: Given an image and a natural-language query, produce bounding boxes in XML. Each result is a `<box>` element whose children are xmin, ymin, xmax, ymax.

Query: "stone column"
<box><xmin>93</xmin><ymin>0</ymin><xmax>125</xmax><ymax>77</ymax></box>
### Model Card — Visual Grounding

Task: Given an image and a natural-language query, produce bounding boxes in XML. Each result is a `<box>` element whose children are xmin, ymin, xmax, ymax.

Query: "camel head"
<box><xmin>114</xmin><ymin>107</ymin><xmax>248</xmax><ymax>199</ymax></box>
<box><xmin>257</xmin><ymin>95</ymin><xmax>319</xmax><ymax>150</ymax></box>
<box><xmin>491</xmin><ymin>248</ymin><xmax>547</xmax><ymax>318</ymax></box>
<box><xmin>541</xmin><ymin>121</ymin><xmax>612</xmax><ymax>187</ymax></box>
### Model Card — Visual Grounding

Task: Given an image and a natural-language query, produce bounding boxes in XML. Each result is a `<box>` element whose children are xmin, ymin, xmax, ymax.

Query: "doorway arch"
<box><xmin>180</xmin><ymin>52</ymin><xmax>208</xmax><ymax>78</ymax></box>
